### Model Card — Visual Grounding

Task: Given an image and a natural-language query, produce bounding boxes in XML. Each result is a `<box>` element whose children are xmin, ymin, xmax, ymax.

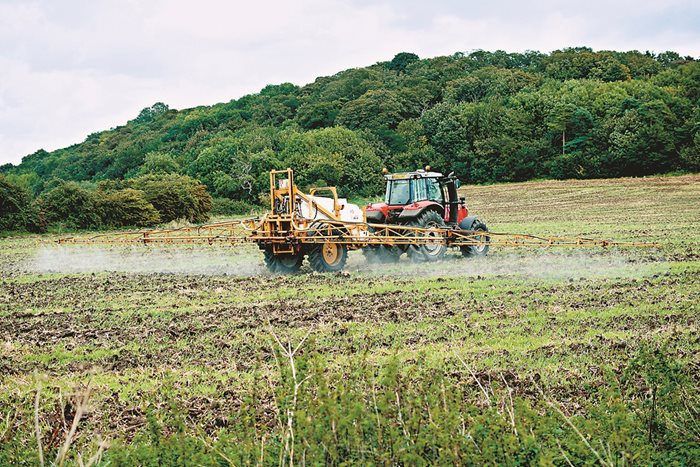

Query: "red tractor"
<box><xmin>364</xmin><ymin>167</ymin><xmax>489</xmax><ymax>262</ymax></box>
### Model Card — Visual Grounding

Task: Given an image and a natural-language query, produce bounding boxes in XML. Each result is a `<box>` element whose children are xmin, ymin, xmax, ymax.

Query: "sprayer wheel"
<box><xmin>263</xmin><ymin>249</ymin><xmax>303</xmax><ymax>274</ymax></box>
<box><xmin>460</xmin><ymin>220</ymin><xmax>490</xmax><ymax>257</ymax></box>
<box><xmin>308</xmin><ymin>223</ymin><xmax>348</xmax><ymax>273</ymax></box>
<box><xmin>407</xmin><ymin>210</ymin><xmax>448</xmax><ymax>262</ymax></box>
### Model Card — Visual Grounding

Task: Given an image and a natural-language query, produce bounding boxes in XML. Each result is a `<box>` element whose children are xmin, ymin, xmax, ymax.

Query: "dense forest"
<box><xmin>1</xmin><ymin>47</ymin><xmax>699</xmax><ymax>232</ymax></box>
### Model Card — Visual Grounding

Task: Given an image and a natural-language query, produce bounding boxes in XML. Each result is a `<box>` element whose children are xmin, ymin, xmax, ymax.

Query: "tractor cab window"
<box><xmin>412</xmin><ymin>177</ymin><xmax>443</xmax><ymax>203</ymax></box>
<box><xmin>426</xmin><ymin>178</ymin><xmax>442</xmax><ymax>202</ymax></box>
<box><xmin>412</xmin><ymin>178</ymin><xmax>428</xmax><ymax>202</ymax></box>
<box><xmin>386</xmin><ymin>179</ymin><xmax>410</xmax><ymax>205</ymax></box>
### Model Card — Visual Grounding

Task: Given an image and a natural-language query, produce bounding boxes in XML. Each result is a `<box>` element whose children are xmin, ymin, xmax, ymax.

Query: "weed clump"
<box><xmin>4</xmin><ymin>342</ymin><xmax>694</xmax><ymax>465</ymax></box>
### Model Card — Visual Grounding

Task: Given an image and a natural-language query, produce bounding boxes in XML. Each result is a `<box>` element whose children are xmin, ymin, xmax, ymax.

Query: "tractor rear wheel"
<box><xmin>460</xmin><ymin>220</ymin><xmax>490</xmax><ymax>257</ymax></box>
<box><xmin>308</xmin><ymin>223</ymin><xmax>348</xmax><ymax>273</ymax></box>
<box><xmin>263</xmin><ymin>249</ymin><xmax>304</xmax><ymax>274</ymax></box>
<box><xmin>362</xmin><ymin>245</ymin><xmax>402</xmax><ymax>263</ymax></box>
<box><xmin>407</xmin><ymin>210</ymin><xmax>447</xmax><ymax>262</ymax></box>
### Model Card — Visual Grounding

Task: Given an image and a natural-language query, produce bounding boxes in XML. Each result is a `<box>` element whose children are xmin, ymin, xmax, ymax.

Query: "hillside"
<box><xmin>1</xmin><ymin>47</ymin><xmax>699</xmax><ymax>233</ymax></box>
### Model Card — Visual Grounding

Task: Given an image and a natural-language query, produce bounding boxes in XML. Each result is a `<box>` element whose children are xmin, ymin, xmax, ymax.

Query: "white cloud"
<box><xmin>0</xmin><ymin>0</ymin><xmax>698</xmax><ymax>165</ymax></box>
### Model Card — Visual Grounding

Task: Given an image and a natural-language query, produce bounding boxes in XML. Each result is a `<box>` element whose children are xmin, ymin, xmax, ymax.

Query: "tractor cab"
<box><xmin>384</xmin><ymin>172</ymin><xmax>444</xmax><ymax>206</ymax></box>
<box><xmin>366</xmin><ymin>167</ymin><xmax>468</xmax><ymax>226</ymax></box>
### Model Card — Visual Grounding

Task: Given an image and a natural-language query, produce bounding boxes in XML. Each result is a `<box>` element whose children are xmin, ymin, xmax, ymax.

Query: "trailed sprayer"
<box><xmin>57</xmin><ymin>168</ymin><xmax>655</xmax><ymax>273</ymax></box>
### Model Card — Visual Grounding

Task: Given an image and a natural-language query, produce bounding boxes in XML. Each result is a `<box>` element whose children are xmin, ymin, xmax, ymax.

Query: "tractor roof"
<box><xmin>385</xmin><ymin>169</ymin><xmax>444</xmax><ymax>180</ymax></box>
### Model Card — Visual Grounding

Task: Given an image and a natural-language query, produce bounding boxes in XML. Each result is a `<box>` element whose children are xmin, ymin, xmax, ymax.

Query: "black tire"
<box><xmin>362</xmin><ymin>227</ymin><xmax>402</xmax><ymax>263</ymax></box>
<box><xmin>407</xmin><ymin>210</ymin><xmax>447</xmax><ymax>262</ymax></box>
<box><xmin>460</xmin><ymin>220</ymin><xmax>490</xmax><ymax>257</ymax></box>
<box><xmin>263</xmin><ymin>248</ymin><xmax>304</xmax><ymax>274</ymax></box>
<box><xmin>362</xmin><ymin>245</ymin><xmax>402</xmax><ymax>263</ymax></box>
<box><xmin>307</xmin><ymin>223</ymin><xmax>348</xmax><ymax>273</ymax></box>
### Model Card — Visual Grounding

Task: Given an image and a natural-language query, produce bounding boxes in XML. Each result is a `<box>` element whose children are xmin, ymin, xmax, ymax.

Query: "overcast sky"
<box><xmin>1</xmin><ymin>0</ymin><xmax>698</xmax><ymax>165</ymax></box>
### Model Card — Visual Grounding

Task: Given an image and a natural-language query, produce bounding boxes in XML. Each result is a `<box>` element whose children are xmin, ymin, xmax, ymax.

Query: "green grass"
<box><xmin>1</xmin><ymin>174</ymin><xmax>699</xmax><ymax>464</ymax></box>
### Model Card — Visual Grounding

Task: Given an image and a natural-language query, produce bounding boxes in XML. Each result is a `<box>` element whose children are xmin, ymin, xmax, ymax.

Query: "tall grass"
<box><xmin>3</xmin><ymin>340</ymin><xmax>695</xmax><ymax>465</ymax></box>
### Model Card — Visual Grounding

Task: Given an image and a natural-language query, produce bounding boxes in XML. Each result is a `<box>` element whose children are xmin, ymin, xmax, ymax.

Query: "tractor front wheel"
<box><xmin>407</xmin><ymin>210</ymin><xmax>447</xmax><ymax>262</ymax></box>
<box><xmin>308</xmin><ymin>224</ymin><xmax>348</xmax><ymax>273</ymax></box>
<box><xmin>263</xmin><ymin>249</ymin><xmax>304</xmax><ymax>274</ymax></box>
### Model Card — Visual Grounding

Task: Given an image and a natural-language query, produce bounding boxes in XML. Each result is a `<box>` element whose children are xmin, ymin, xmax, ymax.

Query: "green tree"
<box><xmin>653</xmin><ymin>61</ymin><xmax>700</xmax><ymax>103</ymax></box>
<box><xmin>679</xmin><ymin>129</ymin><xmax>700</xmax><ymax>171</ymax></box>
<box><xmin>36</xmin><ymin>181</ymin><xmax>101</xmax><ymax>229</ymax></box>
<box><xmin>445</xmin><ymin>67</ymin><xmax>540</xmax><ymax>104</ymax></box>
<box><xmin>132</xmin><ymin>174</ymin><xmax>212</xmax><ymax>223</ymax></box>
<box><xmin>96</xmin><ymin>188</ymin><xmax>161</xmax><ymax>227</ymax></box>
<box><xmin>250</xmin><ymin>149</ymin><xmax>284</xmax><ymax>197</ymax></box>
<box><xmin>389</xmin><ymin>119</ymin><xmax>440</xmax><ymax>172</ymax></box>
<box><xmin>295</xmin><ymin>101</ymin><xmax>341</xmax><ymax>129</ymax></box>
<box><xmin>1</xmin><ymin>48</ymin><xmax>697</xmax><ymax>198</ymax></box>
<box><xmin>601</xmin><ymin>101</ymin><xmax>678</xmax><ymax>176</ymax></box>
<box><xmin>318</xmin><ymin>68</ymin><xmax>383</xmax><ymax>101</ymax></box>
<box><xmin>590</xmin><ymin>56</ymin><xmax>631</xmax><ymax>82</ymax></box>
<box><xmin>133</xmin><ymin>102</ymin><xmax>170</xmax><ymax>124</ymax></box>
<box><xmin>281</xmin><ymin>127</ymin><xmax>384</xmax><ymax>196</ymax></box>
<box><xmin>0</xmin><ymin>175</ymin><xmax>33</xmax><ymax>231</ymax></box>
<box><xmin>396</xmin><ymin>83</ymin><xmax>436</xmax><ymax>118</ymax></box>
<box><xmin>336</xmin><ymin>90</ymin><xmax>404</xmax><ymax>131</ymax></box>
<box><xmin>546</xmin><ymin>102</ymin><xmax>578</xmax><ymax>155</ymax></box>
<box><xmin>387</xmin><ymin>52</ymin><xmax>420</xmax><ymax>74</ymax></box>
<box><xmin>421</xmin><ymin>102</ymin><xmax>475</xmax><ymax>168</ymax></box>
<box><xmin>189</xmin><ymin>138</ymin><xmax>237</xmax><ymax>189</ymax></box>
<box><xmin>137</xmin><ymin>151</ymin><xmax>182</xmax><ymax>176</ymax></box>
<box><xmin>655</xmin><ymin>51</ymin><xmax>682</xmax><ymax>67</ymax></box>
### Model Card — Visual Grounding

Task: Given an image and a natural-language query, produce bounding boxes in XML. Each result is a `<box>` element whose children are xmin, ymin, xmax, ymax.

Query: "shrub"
<box><xmin>131</xmin><ymin>174</ymin><xmax>212</xmax><ymax>223</ymax></box>
<box><xmin>210</xmin><ymin>197</ymin><xmax>258</xmax><ymax>216</ymax></box>
<box><xmin>680</xmin><ymin>131</ymin><xmax>700</xmax><ymax>171</ymax></box>
<box><xmin>23</xmin><ymin>202</ymin><xmax>47</xmax><ymax>233</ymax></box>
<box><xmin>96</xmin><ymin>188</ymin><xmax>161</xmax><ymax>227</ymax></box>
<box><xmin>135</xmin><ymin>151</ymin><xmax>182</xmax><ymax>176</ymax></box>
<box><xmin>35</xmin><ymin>181</ymin><xmax>101</xmax><ymax>229</ymax></box>
<box><xmin>0</xmin><ymin>175</ymin><xmax>32</xmax><ymax>231</ymax></box>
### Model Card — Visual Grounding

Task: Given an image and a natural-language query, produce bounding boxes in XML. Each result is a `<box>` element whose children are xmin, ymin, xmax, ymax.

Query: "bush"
<box><xmin>131</xmin><ymin>174</ymin><xmax>212</xmax><ymax>223</ymax></box>
<box><xmin>35</xmin><ymin>181</ymin><xmax>101</xmax><ymax>229</ymax></box>
<box><xmin>135</xmin><ymin>151</ymin><xmax>181</xmax><ymax>176</ymax></box>
<box><xmin>96</xmin><ymin>188</ymin><xmax>161</xmax><ymax>227</ymax></box>
<box><xmin>5</xmin><ymin>174</ymin><xmax>212</xmax><ymax>232</ymax></box>
<box><xmin>0</xmin><ymin>175</ymin><xmax>32</xmax><ymax>231</ymax></box>
<box><xmin>210</xmin><ymin>197</ymin><xmax>258</xmax><ymax>216</ymax></box>
<box><xmin>680</xmin><ymin>131</ymin><xmax>700</xmax><ymax>171</ymax></box>
<box><xmin>23</xmin><ymin>203</ymin><xmax>47</xmax><ymax>233</ymax></box>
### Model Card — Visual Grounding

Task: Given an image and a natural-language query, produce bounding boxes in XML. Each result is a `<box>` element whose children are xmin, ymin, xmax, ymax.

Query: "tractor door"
<box><xmin>426</xmin><ymin>178</ymin><xmax>443</xmax><ymax>203</ymax></box>
<box><xmin>424</xmin><ymin>178</ymin><xmax>448</xmax><ymax>221</ymax></box>
<box><xmin>439</xmin><ymin>178</ymin><xmax>460</xmax><ymax>224</ymax></box>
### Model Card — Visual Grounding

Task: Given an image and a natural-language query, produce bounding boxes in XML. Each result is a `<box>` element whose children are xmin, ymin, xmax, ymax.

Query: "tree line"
<box><xmin>1</xmin><ymin>47</ymin><xmax>698</xmax><ymax>232</ymax></box>
<box><xmin>0</xmin><ymin>173</ymin><xmax>211</xmax><ymax>232</ymax></box>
